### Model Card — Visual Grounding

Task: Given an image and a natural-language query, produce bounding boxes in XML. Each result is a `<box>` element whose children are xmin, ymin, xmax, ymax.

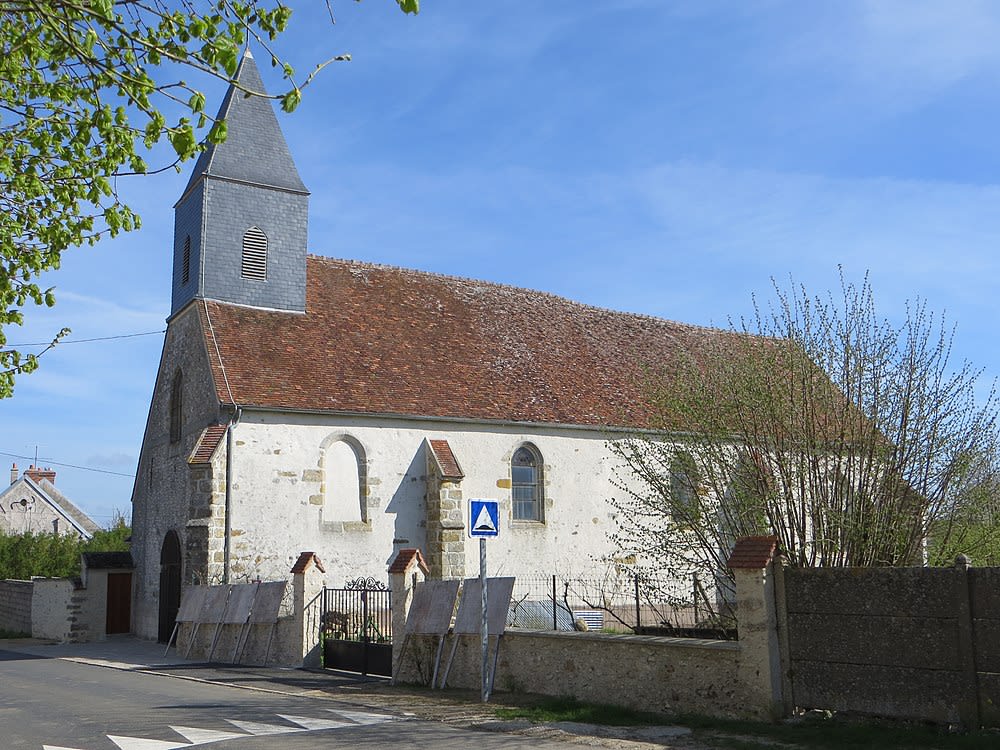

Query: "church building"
<box><xmin>130</xmin><ymin>50</ymin><xmax>730</xmax><ymax>642</ymax></box>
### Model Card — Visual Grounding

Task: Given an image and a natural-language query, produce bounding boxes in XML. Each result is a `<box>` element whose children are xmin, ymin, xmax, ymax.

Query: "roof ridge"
<box><xmin>305</xmin><ymin>254</ymin><xmax>727</xmax><ymax>335</ymax></box>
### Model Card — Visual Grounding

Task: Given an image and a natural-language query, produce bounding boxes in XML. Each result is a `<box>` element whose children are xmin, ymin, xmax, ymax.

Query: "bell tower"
<box><xmin>170</xmin><ymin>49</ymin><xmax>309</xmax><ymax>315</ymax></box>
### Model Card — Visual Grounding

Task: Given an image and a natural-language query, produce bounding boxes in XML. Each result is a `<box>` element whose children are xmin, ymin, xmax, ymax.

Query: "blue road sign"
<box><xmin>469</xmin><ymin>499</ymin><xmax>500</xmax><ymax>538</ymax></box>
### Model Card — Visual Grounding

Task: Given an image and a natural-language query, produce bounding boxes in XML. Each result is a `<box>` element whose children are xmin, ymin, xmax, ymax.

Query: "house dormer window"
<box><xmin>241</xmin><ymin>226</ymin><xmax>268</xmax><ymax>281</ymax></box>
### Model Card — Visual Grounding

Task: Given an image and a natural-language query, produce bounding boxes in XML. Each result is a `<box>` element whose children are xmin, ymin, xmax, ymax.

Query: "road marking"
<box><xmin>224</xmin><ymin>718</ymin><xmax>302</xmax><ymax>735</ymax></box>
<box><xmin>326</xmin><ymin>708</ymin><xmax>396</xmax><ymax>725</ymax></box>
<box><xmin>42</xmin><ymin>708</ymin><xmax>402</xmax><ymax>749</ymax></box>
<box><xmin>278</xmin><ymin>714</ymin><xmax>353</xmax><ymax>731</ymax></box>
<box><xmin>107</xmin><ymin>737</ymin><xmax>190</xmax><ymax>750</ymax></box>
<box><xmin>169</xmin><ymin>725</ymin><xmax>249</xmax><ymax>745</ymax></box>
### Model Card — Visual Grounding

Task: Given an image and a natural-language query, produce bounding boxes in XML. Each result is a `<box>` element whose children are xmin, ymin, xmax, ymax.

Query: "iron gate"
<box><xmin>322</xmin><ymin>577</ymin><xmax>392</xmax><ymax>676</ymax></box>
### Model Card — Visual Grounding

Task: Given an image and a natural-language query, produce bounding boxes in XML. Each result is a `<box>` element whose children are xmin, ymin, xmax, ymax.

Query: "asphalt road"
<box><xmin>0</xmin><ymin>648</ymin><xmax>588</xmax><ymax>750</ymax></box>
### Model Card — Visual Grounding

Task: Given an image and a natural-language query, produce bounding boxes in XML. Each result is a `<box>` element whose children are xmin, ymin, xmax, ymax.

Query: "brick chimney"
<box><xmin>9</xmin><ymin>463</ymin><xmax>16</xmax><ymax>486</ymax></box>
<box><xmin>25</xmin><ymin>464</ymin><xmax>56</xmax><ymax>485</ymax></box>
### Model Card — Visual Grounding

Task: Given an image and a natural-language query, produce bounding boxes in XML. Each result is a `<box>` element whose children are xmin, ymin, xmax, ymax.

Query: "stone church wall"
<box><xmin>222</xmin><ymin>410</ymin><xmax>639</xmax><ymax>588</ymax></box>
<box><xmin>130</xmin><ymin>304</ymin><xmax>225</xmax><ymax>640</ymax></box>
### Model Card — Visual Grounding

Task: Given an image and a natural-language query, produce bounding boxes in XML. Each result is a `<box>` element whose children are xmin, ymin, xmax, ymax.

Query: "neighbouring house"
<box><xmin>1</xmin><ymin>463</ymin><xmax>100</xmax><ymax>539</ymax></box>
<box><xmin>129</xmin><ymin>49</ymin><xmax>742</xmax><ymax>643</ymax></box>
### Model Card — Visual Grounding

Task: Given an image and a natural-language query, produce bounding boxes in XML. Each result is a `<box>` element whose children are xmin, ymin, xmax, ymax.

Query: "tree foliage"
<box><xmin>610</xmin><ymin>272</ymin><xmax>1000</xmax><ymax>596</ymax></box>
<box><xmin>0</xmin><ymin>0</ymin><xmax>417</xmax><ymax>397</ymax></box>
<box><xmin>0</xmin><ymin>513</ymin><xmax>131</xmax><ymax>579</ymax></box>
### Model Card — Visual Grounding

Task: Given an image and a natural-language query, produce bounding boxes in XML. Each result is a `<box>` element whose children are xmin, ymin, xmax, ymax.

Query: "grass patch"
<box><xmin>495</xmin><ymin>696</ymin><xmax>665</xmax><ymax>726</ymax></box>
<box><xmin>496</xmin><ymin>698</ymin><xmax>1000</xmax><ymax>748</ymax></box>
<box><xmin>678</xmin><ymin>713</ymin><xmax>1000</xmax><ymax>749</ymax></box>
<box><xmin>0</xmin><ymin>628</ymin><xmax>30</xmax><ymax>639</ymax></box>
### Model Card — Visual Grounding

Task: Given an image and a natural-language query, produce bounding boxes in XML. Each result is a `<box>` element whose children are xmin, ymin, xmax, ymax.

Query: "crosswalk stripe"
<box><xmin>169</xmin><ymin>725</ymin><xmax>250</xmax><ymax>745</ymax></box>
<box><xmin>325</xmin><ymin>708</ymin><xmax>396</xmax><ymax>725</ymax></box>
<box><xmin>42</xmin><ymin>746</ymin><xmax>87</xmax><ymax>750</ymax></box>
<box><xmin>278</xmin><ymin>714</ymin><xmax>355</xmax><ymax>731</ymax></box>
<box><xmin>224</xmin><ymin>718</ymin><xmax>302</xmax><ymax>735</ymax></box>
<box><xmin>107</xmin><ymin>736</ymin><xmax>191</xmax><ymax>750</ymax></box>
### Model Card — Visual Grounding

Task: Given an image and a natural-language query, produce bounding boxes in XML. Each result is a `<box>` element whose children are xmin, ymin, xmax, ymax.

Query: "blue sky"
<box><xmin>3</xmin><ymin>1</ymin><xmax>1000</xmax><ymax>527</ymax></box>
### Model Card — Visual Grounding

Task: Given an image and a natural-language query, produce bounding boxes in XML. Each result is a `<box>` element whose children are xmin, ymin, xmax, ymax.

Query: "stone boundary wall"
<box><xmin>395</xmin><ymin>630</ymin><xmax>747</xmax><ymax>719</ymax></box>
<box><xmin>30</xmin><ymin>578</ymin><xmax>78</xmax><ymax>642</ymax></box>
<box><xmin>0</xmin><ymin>579</ymin><xmax>33</xmax><ymax>634</ymax></box>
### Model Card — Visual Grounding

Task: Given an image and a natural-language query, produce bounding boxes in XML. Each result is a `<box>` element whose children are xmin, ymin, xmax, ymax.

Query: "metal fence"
<box><xmin>506</xmin><ymin>571</ymin><xmax>736</xmax><ymax>639</ymax></box>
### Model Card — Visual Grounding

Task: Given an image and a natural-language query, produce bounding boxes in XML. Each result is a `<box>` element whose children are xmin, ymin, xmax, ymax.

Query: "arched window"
<box><xmin>241</xmin><ymin>226</ymin><xmax>268</xmax><ymax>281</ymax></box>
<box><xmin>180</xmin><ymin>234</ymin><xmax>191</xmax><ymax>285</ymax></box>
<box><xmin>324</xmin><ymin>439</ymin><xmax>364</xmax><ymax>521</ymax></box>
<box><xmin>320</xmin><ymin>434</ymin><xmax>368</xmax><ymax>525</ymax></box>
<box><xmin>669</xmin><ymin>451</ymin><xmax>700</xmax><ymax>521</ymax></box>
<box><xmin>169</xmin><ymin>370</ymin><xmax>183</xmax><ymax>443</ymax></box>
<box><xmin>722</xmin><ymin>453</ymin><xmax>771</xmax><ymax>538</ymax></box>
<box><xmin>512</xmin><ymin>444</ymin><xmax>543</xmax><ymax>521</ymax></box>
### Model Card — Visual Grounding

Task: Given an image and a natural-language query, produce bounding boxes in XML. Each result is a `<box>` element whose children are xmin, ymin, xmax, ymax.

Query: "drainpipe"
<box><xmin>223</xmin><ymin>406</ymin><xmax>242</xmax><ymax>584</ymax></box>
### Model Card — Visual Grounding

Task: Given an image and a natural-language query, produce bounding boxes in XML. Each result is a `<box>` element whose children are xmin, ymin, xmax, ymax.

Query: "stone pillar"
<box><xmin>728</xmin><ymin>535</ymin><xmax>784</xmax><ymax>721</ymax></box>
<box><xmin>424</xmin><ymin>439</ymin><xmax>466</xmax><ymax>580</ymax></box>
<box><xmin>388</xmin><ymin>548</ymin><xmax>429</xmax><ymax>675</ymax></box>
<box><xmin>291</xmin><ymin>551</ymin><xmax>326</xmax><ymax>667</ymax></box>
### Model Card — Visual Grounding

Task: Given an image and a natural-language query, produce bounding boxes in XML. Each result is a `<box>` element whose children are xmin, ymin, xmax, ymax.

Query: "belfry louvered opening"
<box><xmin>241</xmin><ymin>226</ymin><xmax>268</xmax><ymax>281</ymax></box>
<box><xmin>181</xmin><ymin>235</ymin><xmax>191</xmax><ymax>285</ymax></box>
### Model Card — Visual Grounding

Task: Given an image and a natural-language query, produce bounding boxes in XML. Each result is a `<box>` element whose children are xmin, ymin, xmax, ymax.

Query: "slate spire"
<box><xmin>171</xmin><ymin>48</ymin><xmax>310</xmax><ymax>316</ymax></box>
<box><xmin>179</xmin><ymin>50</ymin><xmax>308</xmax><ymax>199</ymax></box>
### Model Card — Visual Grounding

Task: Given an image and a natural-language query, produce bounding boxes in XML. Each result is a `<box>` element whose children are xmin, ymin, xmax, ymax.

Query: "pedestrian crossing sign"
<box><xmin>469</xmin><ymin>499</ymin><xmax>500</xmax><ymax>538</ymax></box>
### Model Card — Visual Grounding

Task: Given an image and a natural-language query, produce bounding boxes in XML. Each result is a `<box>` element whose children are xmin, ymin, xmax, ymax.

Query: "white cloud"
<box><xmin>776</xmin><ymin>0</ymin><xmax>1000</xmax><ymax>106</ymax></box>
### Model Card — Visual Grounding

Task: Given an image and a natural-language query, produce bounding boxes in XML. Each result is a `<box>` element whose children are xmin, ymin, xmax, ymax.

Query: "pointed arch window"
<box><xmin>169</xmin><ymin>370</ymin><xmax>183</xmax><ymax>443</ymax></box>
<box><xmin>512</xmin><ymin>444</ymin><xmax>543</xmax><ymax>522</ymax></box>
<box><xmin>241</xmin><ymin>226</ymin><xmax>268</xmax><ymax>281</ymax></box>
<box><xmin>669</xmin><ymin>451</ymin><xmax>700</xmax><ymax>522</ymax></box>
<box><xmin>180</xmin><ymin>235</ymin><xmax>191</xmax><ymax>285</ymax></box>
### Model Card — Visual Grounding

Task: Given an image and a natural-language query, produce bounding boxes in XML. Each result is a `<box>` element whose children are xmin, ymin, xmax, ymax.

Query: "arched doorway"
<box><xmin>158</xmin><ymin>530</ymin><xmax>182</xmax><ymax>643</ymax></box>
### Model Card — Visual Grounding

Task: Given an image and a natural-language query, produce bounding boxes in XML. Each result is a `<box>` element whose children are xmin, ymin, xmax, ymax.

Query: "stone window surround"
<box><xmin>318</xmin><ymin>432</ymin><xmax>374</xmax><ymax>533</ymax></box>
<box><xmin>510</xmin><ymin>441</ymin><xmax>545</xmax><ymax>524</ymax></box>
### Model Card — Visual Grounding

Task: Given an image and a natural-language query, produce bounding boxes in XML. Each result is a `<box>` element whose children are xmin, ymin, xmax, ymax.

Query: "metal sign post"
<box><xmin>469</xmin><ymin>498</ymin><xmax>499</xmax><ymax>703</ymax></box>
<box><xmin>480</xmin><ymin>536</ymin><xmax>488</xmax><ymax>703</ymax></box>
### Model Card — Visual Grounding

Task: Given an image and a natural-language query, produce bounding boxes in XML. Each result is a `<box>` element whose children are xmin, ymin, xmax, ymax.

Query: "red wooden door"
<box><xmin>105</xmin><ymin>572</ymin><xmax>132</xmax><ymax>634</ymax></box>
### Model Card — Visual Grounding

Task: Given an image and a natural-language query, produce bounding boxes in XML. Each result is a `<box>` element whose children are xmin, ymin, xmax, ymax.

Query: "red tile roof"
<box><xmin>198</xmin><ymin>256</ymin><xmax>741</xmax><ymax>429</ymax></box>
<box><xmin>290</xmin><ymin>551</ymin><xmax>326</xmax><ymax>574</ymax></box>
<box><xmin>727</xmin><ymin>536</ymin><xmax>779</xmax><ymax>570</ymax></box>
<box><xmin>189</xmin><ymin>424</ymin><xmax>228</xmax><ymax>465</ymax></box>
<box><xmin>428</xmin><ymin>439</ymin><xmax>464</xmax><ymax>480</ymax></box>
<box><xmin>389</xmin><ymin>548</ymin><xmax>429</xmax><ymax>575</ymax></box>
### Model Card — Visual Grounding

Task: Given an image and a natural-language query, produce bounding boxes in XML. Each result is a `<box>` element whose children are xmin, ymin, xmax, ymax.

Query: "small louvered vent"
<box><xmin>241</xmin><ymin>227</ymin><xmax>268</xmax><ymax>281</ymax></box>
<box><xmin>181</xmin><ymin>235</ymin><xmax>191</xmax><ymax>285</ymax></box>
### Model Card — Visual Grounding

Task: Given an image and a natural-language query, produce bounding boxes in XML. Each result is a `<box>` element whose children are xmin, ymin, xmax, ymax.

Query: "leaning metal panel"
<box><xmin>248</xmin><ymin>581</ymin><xmax>287</xmax><ymax>624</ymax></box>
<box><xmin>453</xmin><ymin>577</ymin><xmax>515</xmax><ymax>635</ymax></box>
<box><xmin>198</xmin><ymin>584</ymin><xmax>233</xmax><ymax>624</ymax></box>
<box><xmin>221</xmin><ymin>583</ymin><xmax>258</xmax><ymax>624</ymax></box>
<box><xmin>175</xmin><ymin>585</ymin><xmax>208</xmax><ymax>623</ymax></box>
<box><xmin>404</xmin><ymin>579</ymin><xmax>460</xmax><ymax>636</ymax></box>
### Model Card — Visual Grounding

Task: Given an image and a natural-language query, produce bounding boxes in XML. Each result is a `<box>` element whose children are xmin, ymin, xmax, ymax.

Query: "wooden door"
<box><xmin>105</xmin><ymin>572</ymin><xmax>132</xmax><ymax>634</ymax></box>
